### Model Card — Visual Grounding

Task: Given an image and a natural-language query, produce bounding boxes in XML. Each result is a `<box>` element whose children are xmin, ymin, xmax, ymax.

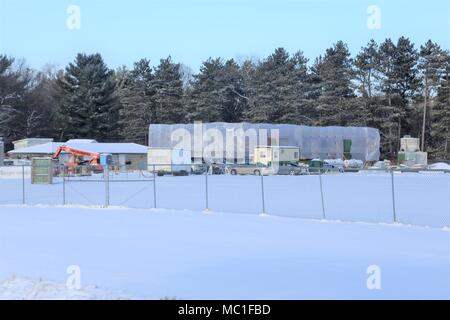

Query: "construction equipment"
<box><xmin>52</xmin><ymin>146</ymin><xmax>102</xmax><ymax>175</ymax></box>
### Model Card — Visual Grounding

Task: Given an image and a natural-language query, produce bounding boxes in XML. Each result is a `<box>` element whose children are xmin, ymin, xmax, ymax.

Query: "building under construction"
<box><xmin>149</xmin><ymin>122</ymin><xmax>381</xmax><ymax>163</ymax></box>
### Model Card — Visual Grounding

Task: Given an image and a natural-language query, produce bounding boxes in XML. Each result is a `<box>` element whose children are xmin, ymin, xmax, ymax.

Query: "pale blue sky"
<box><xmin>0</xmin><ymin>0</ymin><xmax>449</xmax><ymax>71</ymax></box>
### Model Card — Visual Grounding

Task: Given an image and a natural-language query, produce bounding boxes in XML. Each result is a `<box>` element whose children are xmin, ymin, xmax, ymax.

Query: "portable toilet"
<box><xmin>100</xmin><ymin>153</ymin><xmax>113</xmax><ymax>166</ymax></box>
<box><xmin>31</xmin><ymin>157</ymin><xmax>53</xmax><ymax>184</ymax></box>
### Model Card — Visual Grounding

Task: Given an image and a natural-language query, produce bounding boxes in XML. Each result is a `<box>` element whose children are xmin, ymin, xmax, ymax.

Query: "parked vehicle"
<box><xmin>191</xmin><ymin>163</ymin><xmax>207</xmax><ymax>175</ymax></box>
<box><xmin>262</xmin><ymin>162</ymin><xmax>309</xmax><ymax>175</ymax></box>
<box><xmin>226</xmin><ymin>163</ymin><xmax>265</xmax><ymax>175</ymax></box>
<box><xmin>308</xmin><ymin>159</ymin><xmax>344</xmax><ymax>174</ymax></box>
<box><xmin>147</xmin><ymin>148</ymin><xmax>191</xmax><ymax>176</ymax></box>
<box><xmin>208</xmin><ymin>164</ymin><xmax>225</xmax><ymax>175</ymax></box>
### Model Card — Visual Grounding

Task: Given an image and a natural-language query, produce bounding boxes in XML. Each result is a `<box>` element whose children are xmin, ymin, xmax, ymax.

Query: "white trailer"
<box><xmin>254</xmin><ymin>146</ymin><xmax>300</xmax><ymax>166</ymax></box>
<box><xmin>147</xmin><ymin>148</ymin><xmax>191</xmax><ymax>175</ymax></box>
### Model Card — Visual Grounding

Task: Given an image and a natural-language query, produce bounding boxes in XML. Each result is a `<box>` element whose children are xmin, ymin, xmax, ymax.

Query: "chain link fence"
<box><xmin>0</xmin><ymin>163</ymin><xmax>448</xmax><ymax>228</ymax></box>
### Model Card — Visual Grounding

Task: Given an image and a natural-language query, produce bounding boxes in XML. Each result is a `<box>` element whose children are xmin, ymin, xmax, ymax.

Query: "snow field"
<box><xmin>0</xmin><ymin>205</ymin><xmax>449</xmax><ymax>299</ymax></box>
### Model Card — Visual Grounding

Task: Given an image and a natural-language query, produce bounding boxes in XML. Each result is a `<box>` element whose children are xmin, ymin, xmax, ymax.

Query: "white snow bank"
<box><xmin>429</xmin><ymin>162</ymin><xmax>450</xmax><ymax>170</ymax></box>
<box><xmin>0</xmin><ymin>277</ymin><xmax>132</xmax><ymax>300</ymax></box>
<box><xmin>0</xmin><ymin>166</ymin><xmax>31</xmax><ymax>179</ymax></box>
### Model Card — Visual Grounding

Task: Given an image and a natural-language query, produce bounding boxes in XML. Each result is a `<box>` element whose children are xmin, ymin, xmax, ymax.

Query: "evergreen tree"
<box><xmin>187</xmin><ymin>58</ymin><xmax>247</xmax><ymax>122</ymax></box>
<box><xmin>279</xmin><ymin>51</ymin><xmax>317</xmax><ymax>125</ymax></box>
<box><xmin>152</xmin><ymin>57</ymin><xmax>185</xmax><ymax>123</ymax></box>
<box><xmin>353</xmin><ymin>40</ymin><xmax>380</xmax><ymax>128</ymax></box>
<box><xmin>313</xmin><ymin>41</ymin><xmax>355</xmax><ymax>126</ymax></box>
<box><xmin>187</xmin><ymin>58</ymin><xmax>227</xmax><ymax>122</ymax></box>
<box><xmin>244</xmin><ymin>48</ymin><xmax>296</xmax><ymax>122</ymax></box>
<box><xmin>117</xmin><ymin>59</ymin><xmax>155</xmax><ymax>144</ymax></box>
<box><xmin>54</xmin><ymin>53</ymin><xmax>119</xmax><ymax>141</ymax></box>
<box><xmin>417</xmin><ymin>40</ymin><xmax>446</xmax><ymax>151</ymax></box>
<box><xmin>376</xmin><ymin>38</ymin><xmax>419</xmax><ymax>157</ymax></box>
<box><xmin>431</xmin><ymin>51</ymin><xmax>450</xmax><ymax>158</ymax></box>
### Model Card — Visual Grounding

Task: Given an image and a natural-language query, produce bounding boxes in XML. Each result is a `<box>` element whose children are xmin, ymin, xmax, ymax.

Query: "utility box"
<box><xmin>254</xmin><ymin>146</ymin><xmax>300</xmax><ymax>166</ymax></box>
<box><xmin>100</xmin><ymin>153</ymin><xmax>113</xmax><ymax>166</ymax></box>
<box><xmin>400</xmin><ymin>135</ymin><xmax>420</xmax><ymax>152</ymax></box>
<box><xmin>31</xmin><ymin>157</ymin><xmax>53</xmax><ymax>184</ymax></box>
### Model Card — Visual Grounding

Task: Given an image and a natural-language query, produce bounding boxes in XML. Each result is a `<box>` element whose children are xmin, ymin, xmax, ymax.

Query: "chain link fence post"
<box><xmin>390</xmin><ymin>168</ymin><xmax>397</xmax><ymax>223</ymax></box>
<box><xmin>205</xmin><ymin>165</ymin><xmax>209</xmax><ymax>211</ymax></box>
<box><xmin>319</xmin><ymin>168</ymin><xmax>326</xmax><ymax>220</ymax></box>
<box><xmin>62</xmin><ymin>165</ymin><xmax>66</xmax><ymax>205</ymax></box>
<box><xmin>260</xmin><ymin>173</ymin><xmax>266</xmax><ymax>214</ymax></box>
<box><xmin>105</xmin><ymin>165</ymin><xmax>110</xmax><ymax>208</ymax></box>
<box><xmin>22</xmin><ymin>165</ymin><xmax>25</xmax><ymax>205</ymax></box>
<box><xmin>153</xmin><ymin>164</ymin><xmax>157</xmax><ymax>208</ymax></box>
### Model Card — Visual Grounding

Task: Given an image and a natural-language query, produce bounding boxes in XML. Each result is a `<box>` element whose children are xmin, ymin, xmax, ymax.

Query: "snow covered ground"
<box><xmin>0</xmin><ymin>277</ymin><xmax>132</xmax><ymax>300</ymax></box>
<box><xmin>0</xmin><ymin>171</ymin><xmax>448</xmax><ymax>299</ymax></box>
<box><xmin>0</xmin><ymin>171</ymin><xmax>448</xmax><ymax>227</ymax></box>
<box><xmin>0</xmin><ymin>205</ymin><xmax>449</xmax><ymax>299</ymax></box>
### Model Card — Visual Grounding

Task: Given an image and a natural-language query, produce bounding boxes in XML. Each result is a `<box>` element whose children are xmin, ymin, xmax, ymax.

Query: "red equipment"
<box><xmin>52</xmin><ymin>146</ymin><xmax>102</xmax><ymax>173</ymax></box>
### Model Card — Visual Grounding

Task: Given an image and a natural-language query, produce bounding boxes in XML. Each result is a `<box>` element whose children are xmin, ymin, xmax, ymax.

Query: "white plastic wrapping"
<box><xmin>149</xmin><ymin>122</ymin><xmax>380</xmax><ymax>162</ymax></box>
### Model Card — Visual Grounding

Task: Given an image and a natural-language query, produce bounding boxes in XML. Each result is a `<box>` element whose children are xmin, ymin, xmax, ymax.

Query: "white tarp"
<box><xmin>149</xmin><ymin>122</ymin><xmax>380</xmax><ymax>162</ymax></box>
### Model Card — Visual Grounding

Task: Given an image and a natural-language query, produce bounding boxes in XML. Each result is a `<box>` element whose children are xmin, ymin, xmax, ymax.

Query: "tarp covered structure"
<box><xmin>149</xmin><ymin>122</ymin><xmax>380</xmax><ymax>162</ymax></box>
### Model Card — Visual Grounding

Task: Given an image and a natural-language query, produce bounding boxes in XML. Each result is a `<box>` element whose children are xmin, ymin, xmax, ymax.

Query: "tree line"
<box><xmin>0</xmin><ymin>37</ymin><xmax>449</xmax><ymax>159</ymax></box>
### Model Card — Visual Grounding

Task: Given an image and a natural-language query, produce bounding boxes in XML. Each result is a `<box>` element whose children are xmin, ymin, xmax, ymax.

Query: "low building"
<box><xmin>12</xmin><ymin>138</ymin><xmax>54</xmax><ymax>150</ymax></box>
<box><xmin>149</xmin><ymin>122</ymin><xmax>381</xmax><ymax>163</ymax></box>
<box><xmin>7</xmin><ymin>140</ymin><xmax>148</xmax><ymax>170</ymax></box>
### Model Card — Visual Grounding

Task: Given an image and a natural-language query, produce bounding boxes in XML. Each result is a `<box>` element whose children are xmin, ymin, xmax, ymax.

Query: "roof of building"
<box><xmin>66</xmin><ymin>139</ymin><xmax>98</xmax><ymax>144</ymax></box>
<box><xmin>12</xmin><ymin>138</ymin><xmax>54</xmax><ymax>144</ymax></box>
<box><xmin>8</xmin><ymin>142</ymin><xmax>148</xmax><ymax>155</ymax></box>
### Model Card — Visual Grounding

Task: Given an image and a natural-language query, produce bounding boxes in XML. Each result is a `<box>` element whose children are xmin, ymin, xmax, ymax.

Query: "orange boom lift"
<box><xmin>52</xmin><ymin>146</ymin><xmax>102</xmax><ymax>173</ymax></box>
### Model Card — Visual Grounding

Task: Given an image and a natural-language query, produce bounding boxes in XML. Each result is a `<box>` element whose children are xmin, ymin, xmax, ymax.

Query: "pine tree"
<box><xmin>152</xmin><ymin>57</ymin><xmax>185</xmax><ymax>123</ymax></box>
<box><xmin>244</xmin><ymin>48</ymin><xmax>295</xmax><ymax>122</ymax></box>
<box><xmin>187</xmin><ymin>58</ymin><xmax>247</xmax><ymax>122</ymax></box>
<box><xmin>353</xmin><ymin>40</ymin><xmax>380</xmax><ymax>127</ymax></box>
<box><xmin>54</xmin><ymin>53</ymin><xmax>120</xmax><ymax>141</ymax></box>
<box><xmin>279</xmin><ymin>51</ymin><xmax>317</xmax><ymax>125</ymax></box>
<box><xmin>187</xmin><ymin>58</ymin><xmax>227</xmax><ymax>122</ymax></box>
<box><xmin>313</xmin><ymin>41</ymin><xmax>355</xmax><ymax>126</ymax></box>
<box><xmin>117</xmin><ymin>59</ymin><xmax>155</xmax><ymax>144</ymax></box>
<box><xmin>417</xmin><ymin>40</ymin><xmax>446</xmax><ymax>152</ymax></box>
<box><xmin>431</xmin><ymin>51</ymin><xmax>450</xmax><ymax>158</ymax></box>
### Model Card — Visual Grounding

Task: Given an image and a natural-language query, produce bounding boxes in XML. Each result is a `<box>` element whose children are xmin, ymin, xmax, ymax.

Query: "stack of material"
<box><xmin>398</xmin><ymin>136</ymin><xmax>428</xmax><ymax>167</ymax></box>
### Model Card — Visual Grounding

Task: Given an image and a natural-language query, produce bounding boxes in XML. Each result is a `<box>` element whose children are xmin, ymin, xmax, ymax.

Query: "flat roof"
<box><xmin>8</xmin><ymin>142</ymin><xmax>148</xmax><ymax>155</ymax></box>
<box><xmin>255</xmin><ymin>146</ymin><xmax>300</xmax><ymax>149</ymax></box>
<box><xmin>12</xmin><ymin>138</ymin><xmax>54</xmax><ymax>144</ymax></box>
